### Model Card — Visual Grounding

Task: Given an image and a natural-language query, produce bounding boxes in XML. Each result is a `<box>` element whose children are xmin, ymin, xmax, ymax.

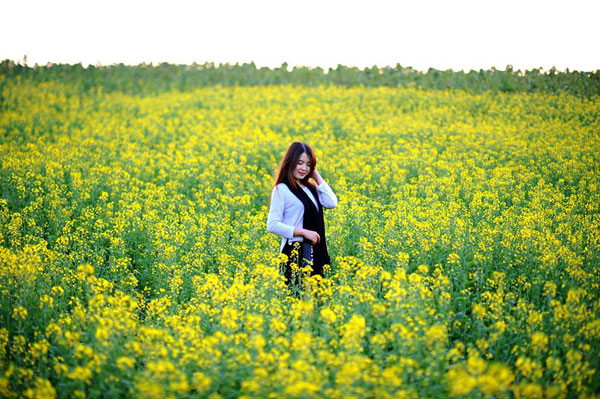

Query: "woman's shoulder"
<box><xmin>273</xmin><ymin>182</ymin><xmax>291</xmax><ymax>194</ymax></box>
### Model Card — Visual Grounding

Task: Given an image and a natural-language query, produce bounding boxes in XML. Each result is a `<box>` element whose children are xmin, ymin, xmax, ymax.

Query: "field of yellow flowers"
<box><xmin>1</xmin><ymin>76</ymin><xmax>599</xmax><ymax>398</ymax></box>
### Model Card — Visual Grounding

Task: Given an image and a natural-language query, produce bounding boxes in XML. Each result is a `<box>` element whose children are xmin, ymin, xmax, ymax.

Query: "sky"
<box><xmin>2</xmin><ymin>0</ymin><xmax>599</xmax><ymax>72</ymax></box>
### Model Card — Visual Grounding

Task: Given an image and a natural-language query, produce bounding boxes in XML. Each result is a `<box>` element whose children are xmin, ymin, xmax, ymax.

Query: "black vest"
<box><xmin>283</xmin><ymin>181</ymin><xmax>331</xmax><ymax>275</ymax></box>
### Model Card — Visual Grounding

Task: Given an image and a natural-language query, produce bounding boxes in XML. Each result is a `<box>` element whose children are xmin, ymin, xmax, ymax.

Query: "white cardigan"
<box><xmin>267</xmin><ymin>180</ymin><xmax>338</xmax><ymax>253</ymax></box>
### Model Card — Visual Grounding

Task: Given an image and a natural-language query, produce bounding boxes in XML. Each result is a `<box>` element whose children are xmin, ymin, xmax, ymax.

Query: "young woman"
<box><xmin>267</xmin><ymin>142</ymin><xmax>338</xmax><ymax>287</ymax></box>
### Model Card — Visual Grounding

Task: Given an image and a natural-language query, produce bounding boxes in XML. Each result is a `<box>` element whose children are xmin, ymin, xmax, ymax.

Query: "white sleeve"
<box><xmin>316</xmin><ymin>180</ymin><xmax>338</xmax><ymax>209</ymax></box>
<box><xmin>266</xmin><ymin>185</ymin><xmax>296</xmax><ymax>239</ymax></box>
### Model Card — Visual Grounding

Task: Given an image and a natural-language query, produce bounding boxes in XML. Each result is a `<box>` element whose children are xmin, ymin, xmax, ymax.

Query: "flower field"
<box><xmin>1</xmin><ymin>73</ymin><xmax>599</xmax><ymax>398</ymax></box>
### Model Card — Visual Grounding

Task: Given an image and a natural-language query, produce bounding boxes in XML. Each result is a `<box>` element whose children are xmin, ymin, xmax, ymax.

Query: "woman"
<box><xmin>267</xmin><ymin>142</ymin><xmax>338</xmax><ymax>287</ymax></box>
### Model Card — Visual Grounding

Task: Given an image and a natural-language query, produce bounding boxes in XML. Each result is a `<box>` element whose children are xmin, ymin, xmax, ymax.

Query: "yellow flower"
<box><xmin>447</xmin><ymin>366</ymin><xmax>477</xmax><ymax>396</ymax></box>
<box><xmin>136</xmin><ymin>380</ymin><xmax>164</xmax><ymax>399</ymax></box>
<box><xmin>341</xmin><ymin>314</ymin><xmax>367</xmax><ymax>351</ymax></box>
<box><xmin>472</xmin><ymin>303</ymin><xmax>487</xmax><ymax>319</ymax></box>
<box><xmin>514</xmin><ymin>382</ymin><xmax>543</xmax><ymax>399</ymax></box>
<box><xmin>467</xmin><ymin>354</ymin><xmax>487</xmax><ymax>376</ymax></box>
<box><xmin>270</xmin><ymin>318</ymin><xmax>287</xmax><ymax>334</ymax></box>
<box><xmin>245</xmin><ymin>314</ymin><xmax>264</xmax><ymax>333</ymax></box>
<box><xmin>425</xmin><ymin>324</ymin><xmax>447</xmax><ymax>347</ymax></box>
<box><xmin>117</xmin><ymin>356</ymin><xmax>135</xmax><ymax>370</ymax></box>
<box><xmin>67</xmin><ymin>366</ymin><xmax>93</xmax><ymax>384</ymax></box>
<box><xmin>0</xmin><ymin>328</ymin><xmax>8</xmax><ymax>358</ymax></box>
<box><xmin>23</xmin><ymin>377</ymin><xmax>56</xmax><ymax>399</ymax></box>
<box><xmin>290</xmin><ymin>331</ymin><xmax>312</xmax><ymax>353</ymax></box>
<box><xmin>220</xmin><ymin>306</ymin><xmax>239</xmax><ymax>330</ymax></box>
<box><xmin>283</xmin><ymin>380</ymin><xmax>320</xmax><ymax>397</ymax></box>
<box><xmin>479</xmin><ymin>363</ymin><xmax>514</xmax><ymax>396</ymax></box>
<box><xmin>40</xmin><ymin>294</ymin><xmax>54</xmax><ymax>308</ymax></box>
<box><xmin>320</xmin><ymin>307</ymin><xmax>337</xmax><ymax>324</ymax></box>
<box><xmin>531</xmin><ymin>331</ymin><xmax>548</xmax><ymax>352</ymax></box>
<box><xmin>193</xmin><ymin>372</ymin><xmax>211</xmax><ymax>393</ymax></box>
<box><xmin>12</xmin><ymin>305</ymin><xmax>27</xmax><ymax>321</ymax></box>
<box><xmin>76</xmin><ymin>263</ymin><xmax>95</xmax><ymax>276</ymax></box>
<box><xmin>417</xmin><ymin>264</ymin><xmax>429</xmax><ymax>275</ymax></box>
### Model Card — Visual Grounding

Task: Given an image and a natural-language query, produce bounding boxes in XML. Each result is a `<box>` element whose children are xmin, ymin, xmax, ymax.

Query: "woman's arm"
<box><xmin>267</xmin><ymin>186</ymin><xmax>296</xmax><ymax>239</ymax></box>
<box><xmin>312</xmin><ymin>169</ymin><xmax>325</xmax><ymax>186</ymax></box>
<box><xmin>312</xmin><ymin>169</ymin><xmax>338</xmax><ymax>209</ymax></box>
<box><xmin>294</xmin><ymin>227</ymin><xmax>319</xmax><ymax>243</ymax></box>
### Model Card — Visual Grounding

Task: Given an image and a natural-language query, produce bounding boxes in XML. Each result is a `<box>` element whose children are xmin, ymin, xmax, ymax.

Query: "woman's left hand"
<box><xmin>312</xmin><ymin>169</ymin><xmax>323</xmax><ymax>184</ymax></box>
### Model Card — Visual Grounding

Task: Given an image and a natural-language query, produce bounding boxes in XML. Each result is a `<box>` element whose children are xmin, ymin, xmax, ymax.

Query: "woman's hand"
<box><xmin>293</xmin><ymin>228</ymin><xmax>321</xmax><ymax>244</ymax></box>
<box><xmin>303</xmin><ymin>229</ymin><xmax>321</xmax><ymax>244</ymax></box>
<box><xmin>311</xmin><ymin>169</ymin><xmax>323</xmax><ymax>185</ymax></box>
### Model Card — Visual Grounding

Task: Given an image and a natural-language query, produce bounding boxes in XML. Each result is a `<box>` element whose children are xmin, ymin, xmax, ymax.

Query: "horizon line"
<box><xmin>4</xmin><ymin>57</ymin><xmax>598</xmax><ymax>74</ymax></box>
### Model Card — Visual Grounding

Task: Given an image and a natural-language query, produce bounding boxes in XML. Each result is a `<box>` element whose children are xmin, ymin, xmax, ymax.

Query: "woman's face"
<box><xmin>292</xmin><ymin>152</ymin><xmax>312</xmax><ymax>182</ymax></box>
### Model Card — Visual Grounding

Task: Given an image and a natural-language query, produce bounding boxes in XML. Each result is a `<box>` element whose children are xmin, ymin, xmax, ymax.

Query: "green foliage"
<box><xmin>1</xmin><ymin>59</ymin><xmax>598</xmax><ymax>97</ymax></box>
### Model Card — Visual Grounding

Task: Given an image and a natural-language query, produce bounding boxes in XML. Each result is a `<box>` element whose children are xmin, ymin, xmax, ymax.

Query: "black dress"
<box><xmin>280</xmin><ymin>180</ymin><xmax>331</xmax><ymax>285</ymax></box>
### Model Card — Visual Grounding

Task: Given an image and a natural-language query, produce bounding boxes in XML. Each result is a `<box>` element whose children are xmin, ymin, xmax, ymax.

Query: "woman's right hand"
<box><xmin>303</xmin><ymin>229</ymin><xmax>321</xmax><ymax>244</ymax></box>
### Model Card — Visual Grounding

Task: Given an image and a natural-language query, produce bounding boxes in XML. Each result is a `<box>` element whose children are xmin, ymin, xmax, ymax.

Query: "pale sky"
<box><xmin>2</xmin><ymin>0</ymin><xmax>599</xmax><ymax>72</ymax></box>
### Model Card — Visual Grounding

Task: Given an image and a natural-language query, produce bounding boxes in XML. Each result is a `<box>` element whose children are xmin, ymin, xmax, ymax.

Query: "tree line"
<box><xmin>2</xmin><ymin>59</ymin><xmax>598</xmax><ymax>97</ymax></box>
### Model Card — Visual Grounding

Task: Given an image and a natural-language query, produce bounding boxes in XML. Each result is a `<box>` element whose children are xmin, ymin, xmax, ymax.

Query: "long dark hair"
<box><xmin>273</xmin><ymin>142</ymin><xmax>317</xmax><ymax>191</ymax></box>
